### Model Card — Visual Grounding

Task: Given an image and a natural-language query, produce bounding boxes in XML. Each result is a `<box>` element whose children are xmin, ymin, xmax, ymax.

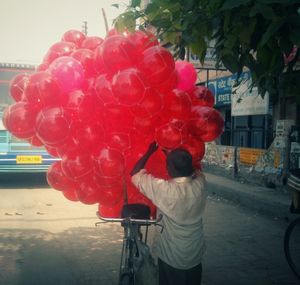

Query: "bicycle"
<box><xmin>284</xmin><ymin>171</ymin><xmax>300</xmax><ymax>280</ymax></box>
<box><xmin>96</xmin><ymin>203</ymin><xmax>163</xmax><ymax>285</ymax></box>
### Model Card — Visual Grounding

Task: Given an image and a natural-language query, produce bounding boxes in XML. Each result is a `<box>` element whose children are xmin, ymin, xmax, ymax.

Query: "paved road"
<box><xmin>0</xmin><ymin>174</ymin><xmax>299</xmax><ymax>285</ymax></box>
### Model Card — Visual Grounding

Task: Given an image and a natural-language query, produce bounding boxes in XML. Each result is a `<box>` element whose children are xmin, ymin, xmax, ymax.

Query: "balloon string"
<box><xmin>122</xmin><ymin>175</ymin><xmax>128</xmax><ymax>205</ymax></box>
<box><xmin>101</xmin><ymin>8</ymin><xmax>109</xmax><ymax>34</ymax></box>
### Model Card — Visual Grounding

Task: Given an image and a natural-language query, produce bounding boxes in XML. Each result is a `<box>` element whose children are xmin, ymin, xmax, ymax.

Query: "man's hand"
<box><xmin>130</xmin><ymin>141</ymin><xmax>159</xmax><ymax>176</ymax></box>
<box><xmin>147</xmin><ymin>141</ymin><xmax>159</xmax><ymax>155</ymax></box>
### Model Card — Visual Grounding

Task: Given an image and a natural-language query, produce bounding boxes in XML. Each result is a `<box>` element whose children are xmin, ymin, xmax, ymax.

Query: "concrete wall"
<box><xmin>202</xmin><ymin>140</ymin><xmax>287</xmax><ymax>188</ymax></box>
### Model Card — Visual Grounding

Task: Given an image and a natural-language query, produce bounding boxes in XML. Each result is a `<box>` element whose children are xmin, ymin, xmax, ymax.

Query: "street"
<box><xmin>0</xmin><ymin>173</ymin><xmax>299</xmax><ymax>285</ymax></box>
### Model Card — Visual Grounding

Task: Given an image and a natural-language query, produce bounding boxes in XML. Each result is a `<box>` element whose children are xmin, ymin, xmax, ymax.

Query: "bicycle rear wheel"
<box><xmin>284</xmin><ymin>217</ymin><xmax>300</xmax><ymax>279</ymax></box>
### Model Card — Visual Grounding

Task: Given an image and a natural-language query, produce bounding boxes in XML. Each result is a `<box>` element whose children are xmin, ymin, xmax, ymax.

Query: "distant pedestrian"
<box><xmin>131</xmin><ymin>142</ymin><xmax>207</xmax><ymax>285</ymax></box>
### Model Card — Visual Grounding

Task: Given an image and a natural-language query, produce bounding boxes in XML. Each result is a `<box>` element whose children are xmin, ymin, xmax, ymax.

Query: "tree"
<box><xmin>114</xmin><ymin>0</ymin><xmax>300</xmax><ymax>117</ymax></box>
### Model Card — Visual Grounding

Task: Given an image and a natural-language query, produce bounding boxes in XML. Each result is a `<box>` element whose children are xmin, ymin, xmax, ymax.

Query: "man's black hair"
<box><xmin>166</xmin><ymin>148</ymin><xmax>194</xmax><ymax>177</ymax></box>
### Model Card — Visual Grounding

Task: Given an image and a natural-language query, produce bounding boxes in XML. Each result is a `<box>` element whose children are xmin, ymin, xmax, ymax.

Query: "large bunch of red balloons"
<box><xmin>3</xmin><ymin>29</ymin><xmax>224</xmax><ymax>218</ymax></box>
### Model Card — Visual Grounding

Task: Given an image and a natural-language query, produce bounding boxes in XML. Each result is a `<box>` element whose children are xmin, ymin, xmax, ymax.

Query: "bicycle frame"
<box><xmin>96</xmin><ymin>212</ymin><xmax>162</xmax><ymax>285</ymax></box>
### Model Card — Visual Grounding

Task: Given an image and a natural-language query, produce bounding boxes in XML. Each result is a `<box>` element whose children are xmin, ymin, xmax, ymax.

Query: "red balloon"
<box><xmin>36</xmin><ymin>63</ymin><xmax>49</xmax><ymax>71</ymax></box>
<box><xmin>95</xmin><ymin>173</ymin><xmax>124</xmax><ymax>188</ymax></box>
<box><xmin>138</xmin><ymin>46</ymin><xmax>175</xmax><ymax>86</ymax></box>
<box><xmin>188</xmin><ymin>106</ymin><xmax>224</xmax><ymax>142</ymax></box>
<box><xmin>98</xmin><ymin>200</ymin><xmax>124</xmax><ymax>218</ymax></box>
<box><xmin>24</xmin><ymin>71</ymin><xmax>62</xmax><ymax>106</ymax></box>
<box><xmin>72</xmin><ymin>121</ymin><xmax>105</xmax><ymax>151</ymax></box>
<box><xmin>98</xmin><ymin>183</ymin><xmax>124</xmax><ymax>207</ymax></box>
<box><xmin>4</xmin><ymin>102</ymin><xmax>39</xmax><ymax>139</ymax></box>
<box><xmin>81</xmin><ymin>36</ymin><xmax>104</xmax><ymax>51</ymax></box>
<box><xmin>28</xmin><ymin>135</ymin><xmax>44</xmax><ymax>147</ymax></box>
<box><xmin>43</xmin><ymin>41</ymin><xmax>76</xmax><ymax>64</ymax></box>
<box><xmin>61</xmin><ymin>148</ymin><xmax>93</xmax><ymax>181</ymax></box>
<box><xmin>175</xmin><ymin>60</ymin><xmax>197</xmax><ymax>91</ymax></box>
<box><xmin>155</xmin><ymin>70</ymin><xmax>178</xmax><ymax>94</ymax></box>
<box><xmin>105</xmin><ymin>131</ymin><xmax>132</xmax><ymax>154</ymax></box>
<box><xmin>93</xmin><ymin>146</ymin><xmax>125</xmax><ymax>177</ymax></box>
<box><xmin>111</xmin><ymin>68</ymin><xmax>147</xmax><ymax>106</ymax></box>
<box><xmin>130</xmin><ymin>88</ymin><xmax>163</xmax><ymax>118</ymax></box>
<box><xmin>127</xmin><ymin>30</ymin><xmax>159</xmax><ymax>54</ymax></box>
<box><xmin>76</xmin><ymin>175</ymin><xmax>102</xmax><ymax>205</ymax></box>
<box><xmin>9</xmin><ymin>73</ymin><xmax>30</xmax><ymax>102</ymax></box>
<box><xmin>71</xmin><ymin>48</ymin><xmax>97</xmax><ymax>78</ymax></box>
<box><xmin>35</xmin><ymin>106</ymin><xmax>72</xmax><ymax>146</ymax></box>
<box><xmin>63</xmin><ymin>189</ymin><xmax>79</xmax><ymax>202</ymax></box>
<box><xmin>99</xmin><ymin>35</ymin><xmax>137</xmax><ymax>74</ymax></box>
<box><xmin>47</xmin><ymin>161</ymin><xmax>77</xmax><ymax>191</ymax></box>
<box><xmin>133</xmin><ymin>114</ymin><xmax>161</xmax><ymax>136</ymax></box>
<box><xmin>163</xmin><ymin>89</ymin><xmax>192</xmax><ymax>120</ymax></box>
<box><xmin>63</xmin><ymin>90</ymin><xmax>96</xmax><ymax>124</ymax></box>
<box><xmin>155</xmin><ymin>122</ymin><xmax>184</xmax><ymax>149</ymax></box>
<box><xmin>93</xmin><ymin>74</ymin><xmax>117</xmax><ymax>105</ymax></box>
<box><xmin>181</xmin><ymin>135</ymin><xmax>205</xmax><ymax>163</ymax></box>
<box><xmin>49</xmin><ymin>56</ymin><xmax>84</xmax><ymax>93</ymax></box>
<box><xmin>188</xmin><ymin>86</ymin><xmax>215</xmax><ymax>107</ymax></box>
<box><xmin>61</xmin><ymin>29</ymin><xmax>86</xmax><ymax>48</ymax></box>
<box><xmin>103</xmin><ymin>102</ymin><xmax>134</xmax><ymax>131</ymax></box>
<box><xmin>45</xmin><ymin>145</ymin><xmax>60</xmax><ymax>158</ymax></box>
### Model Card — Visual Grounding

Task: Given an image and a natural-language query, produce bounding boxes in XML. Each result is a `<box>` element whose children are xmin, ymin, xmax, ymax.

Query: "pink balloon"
<box><xmin>61</xmin><ymin>29</ymin><xmax>86</xmax><ymax>48</ymax></box>
<box><xmin>35</xmin><ymin>106</ymin><xmax>71</xmax><ymax>146</ymax></box>
<box><xmin>175</xmin><ymin>60</ymin><xmax>197</xmax><ymax>91</ymax></box>
<box><xmin>49</xmin><ymin>56</ymin><xmax>84</xmax><ymax>93</ymax></box>
<box><xmin>111</xmin><ymin>68</ymin><xmax>147</xmax><ymax>106</ymax></box>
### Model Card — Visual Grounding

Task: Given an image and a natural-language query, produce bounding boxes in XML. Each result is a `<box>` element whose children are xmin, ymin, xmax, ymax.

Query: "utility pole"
<box><xmin>82</xmin><ymin>21</ymin><xmax>88</xmax><ymax>35</ymax></box>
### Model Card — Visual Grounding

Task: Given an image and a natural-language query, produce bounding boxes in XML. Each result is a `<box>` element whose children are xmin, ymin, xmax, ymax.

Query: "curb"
<box><xmin>204</xmin><ymin>172</ymin><xmax>292</xmax><ymax>220</ymax></box>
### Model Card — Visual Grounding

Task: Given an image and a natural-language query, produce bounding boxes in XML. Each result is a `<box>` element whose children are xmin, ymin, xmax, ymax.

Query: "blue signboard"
<box><xmin>207</xmin><ymin>71</ymin><xmax>251</xmax><ymax>107</ymax></box>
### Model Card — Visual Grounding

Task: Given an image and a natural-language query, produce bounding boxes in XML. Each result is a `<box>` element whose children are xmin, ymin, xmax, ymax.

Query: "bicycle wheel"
<box><xmin>119</xmin><ymin>273</ymin><xmax>131</xmax><ymax>285</ymax></box>
<box><xmin>284</xmin><ymin>217</ymin><xmax>300</xmax><ymax>279</ymax></box>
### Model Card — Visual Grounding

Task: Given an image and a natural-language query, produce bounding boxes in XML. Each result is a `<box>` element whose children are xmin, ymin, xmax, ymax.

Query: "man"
<box><xmin>131</xmin><ymin>142</ymin><xmax>207</xmax><ymax>285</ymax></box>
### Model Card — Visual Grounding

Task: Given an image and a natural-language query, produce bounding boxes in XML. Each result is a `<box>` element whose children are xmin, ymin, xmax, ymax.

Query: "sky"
<box><xmin>0</xmin><ymin>0</ymin><xmax>129</xmax><ymax>64</ymax></box>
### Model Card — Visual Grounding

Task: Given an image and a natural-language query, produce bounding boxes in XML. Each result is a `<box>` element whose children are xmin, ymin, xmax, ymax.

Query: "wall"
<box><xmin>202</xmin><ymin>141</ymin><xmax>286</xmax><ymax>188</ymax></box>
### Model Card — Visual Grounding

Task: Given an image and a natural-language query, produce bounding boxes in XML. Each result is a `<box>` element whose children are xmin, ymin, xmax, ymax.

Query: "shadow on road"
<box><xmin>0</xmin><ymin>173</ymin><xmax>49</xmax><ymax>189</ymax></box>
<box><xmin>0</xmin><ymin>226</ymin><xmax>122</xmax><ymax>285</ymax></box>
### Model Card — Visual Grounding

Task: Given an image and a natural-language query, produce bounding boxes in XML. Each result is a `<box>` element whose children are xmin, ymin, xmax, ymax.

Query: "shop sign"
<box><xmin>231</xmin><ymin>76</ymin><xmax>269</xmax><ymax>116</ymax></box>
<box><xmin>207</xmin><ymin>72</ymin><xmax>251</xmax><ymax>107</ymax></box>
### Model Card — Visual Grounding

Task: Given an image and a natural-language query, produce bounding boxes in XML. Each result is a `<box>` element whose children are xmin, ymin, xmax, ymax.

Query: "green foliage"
<box><xmin>115</xmin><ymin>0</ymin><xmax>300</xmax><ymax>105</ymax></box>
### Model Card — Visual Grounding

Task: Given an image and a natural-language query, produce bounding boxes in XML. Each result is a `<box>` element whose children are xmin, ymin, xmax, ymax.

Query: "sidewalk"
<box><xmin>204</xmin><ymin>172</ymin><xmax>293</xmax><ymax>220</ymax></box>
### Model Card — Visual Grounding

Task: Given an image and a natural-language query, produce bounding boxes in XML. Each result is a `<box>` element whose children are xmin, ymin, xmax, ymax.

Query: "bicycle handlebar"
<box><xmin>96</xmin><ymin>211</ymin><xmax>162</xmax><ymax>225</ymax></box>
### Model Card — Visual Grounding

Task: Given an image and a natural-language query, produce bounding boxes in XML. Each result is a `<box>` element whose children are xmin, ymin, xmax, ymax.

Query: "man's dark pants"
<box><xmin>158</xmin><ymin>258</ymin><xmax>202</xmax><ymax>285</ymax></box>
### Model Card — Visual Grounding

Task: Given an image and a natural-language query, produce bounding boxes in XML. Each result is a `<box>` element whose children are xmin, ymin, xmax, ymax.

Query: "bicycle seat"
<box><xmin>121</xmin><ymin>203</ymin><xmax>151</xmax><ymax>220</ymax></box>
